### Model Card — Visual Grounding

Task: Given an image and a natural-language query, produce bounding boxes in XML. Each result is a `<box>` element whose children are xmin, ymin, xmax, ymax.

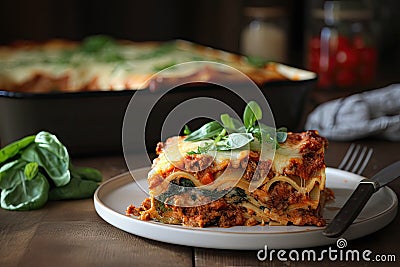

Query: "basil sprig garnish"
<box><xmin>185</xmin><ymin>101</ymin><xmax>287</xmax><ymax>154</ymax></box>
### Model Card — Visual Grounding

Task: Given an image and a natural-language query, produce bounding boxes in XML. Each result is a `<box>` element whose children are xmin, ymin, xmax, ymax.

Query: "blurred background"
<box><xmin>1</xmin><ymin>0</ymin><xmax>399</xmax><ymax>154</ymax></box>
<box><xmin>1</xmin><ymin>0</ymin><xmax>399</xmax><ymax>89</ymax></box>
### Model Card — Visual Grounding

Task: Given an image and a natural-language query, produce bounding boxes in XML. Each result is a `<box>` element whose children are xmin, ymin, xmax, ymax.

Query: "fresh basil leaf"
<box><xmin>216</xmin><ymin>133</ymin><xmax>254</xmax><ymax>151</ymax></box>
<box><xmin>228</xmin><ymin>133</ymin><xmax>254</xmax><ymax>149</ymax></box>
<box><xmin>183</xmin><ymin>125</ymin><xmax>192</xmax><ymax>135</ymax></box>
<box><xmin>277</xmin><ymin>127</ymin><xmax>288</xmax><ymax>133</ymax></box>
<box><xmin>249</xmin><ymin>101</ymin><xmax>263</xmax><ymax>121</ymax></box>
<box><xmin>276</xmin><ymin>131</ymin><xmax>288</xmax><ymax>143</ymax></box>
<box><xmin>21</xmin><ymin>131</ymin><xmax>70</xmax><ymax>187</ymax></box>
<box><xmin>0</xmin><ymin>172</ymin><xmax>49</xmax><ymax>211</ymax></box>
<box><xmin>251</xmin><ymin>123</ymin><xmax>288</xmax><ymax>149</ymax></box>
<box><xmin>214</xmin><ymin>128</ymin><xmax>227</xmax><ymax>143</ymax></box>
<box><xmin>266</xmin><ymin>125</ymin><xmax>288</xmax><ymax>143</ymax></box>
<box><xmin>243</xmin><ymin>101</ymin><xmax>263</xmax><ymax>130</ymax></box>
<box><xmin>220</xmin><ymin>114</ymin><xmax>246</xmax><ymax>133</ymax></box>
<box><xmin>184</xmin><ymin>121</ymin><xmax>223</xmax><ymax>141</ymax></box>
<box><xmin>252</xmin><ymin>125</ymin><xmax>275</xmax><ymax>143</ymax></box>
<box><xmin>220</xmin><ymin>114</ymin><xmax>235</xmax><ymax>130</ymax></box>
<box><xmin>24</xmin><ymin>162</ymin><xmax>38</xmax><ymax>181</ymax></box>
<box><xmin>0</xmin><ymin>135</ymin><xmax>35</xmax><ymax>165</ymax></box>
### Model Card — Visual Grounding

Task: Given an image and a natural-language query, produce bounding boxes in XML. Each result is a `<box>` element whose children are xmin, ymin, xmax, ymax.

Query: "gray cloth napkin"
<box><xmin>305</xmin><ymin>84</ymin><xmax>400</xmax><ymax>141</ymax></box>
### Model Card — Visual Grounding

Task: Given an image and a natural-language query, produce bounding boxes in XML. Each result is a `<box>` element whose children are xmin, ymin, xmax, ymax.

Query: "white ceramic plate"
<box><xmin>94</xmin><ymin>167</ymin><xmax>398</xmax><ymax>250</ymax></box>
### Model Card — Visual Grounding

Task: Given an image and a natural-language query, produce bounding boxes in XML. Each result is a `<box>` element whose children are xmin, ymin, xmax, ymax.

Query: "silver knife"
<box><xmin>323</xmin><ymin>161</ymin><xmax>400</xmax><ymax>238</ymax></box>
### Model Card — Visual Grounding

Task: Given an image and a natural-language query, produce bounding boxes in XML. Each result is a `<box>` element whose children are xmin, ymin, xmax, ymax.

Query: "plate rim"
<box><xmin>94</xmin><ymin>167</ymin><xmax>398</xmax><ymax>249</ymax></box>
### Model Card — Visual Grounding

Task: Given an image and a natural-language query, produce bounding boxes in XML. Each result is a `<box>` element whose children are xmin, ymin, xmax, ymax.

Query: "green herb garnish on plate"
<box><xmin>185</xmin><ymin>101</ymin><xmax>287</xmax><ymax>155</ymax></box>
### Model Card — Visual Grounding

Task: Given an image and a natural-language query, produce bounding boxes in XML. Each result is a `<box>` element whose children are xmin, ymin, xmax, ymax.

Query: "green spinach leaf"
<box><xmin>0</xmin><ymin>172</ymin><xmax>49</xmax><ymax>211</ymax></box>
<box><xmin>0</xmin><ymin>131</ymin><xmax>103</xmax><ymax>211</ymax></box>
<box><xmin>0</xmin><ymin>135</ymin><xmax>35</xmax><ymax>164</ymax></box>
<box><xmin>21</xmin><ymin>131</ymin><xmax>70</xmax><ymax>187</ymax></box>
<box><xmin>70</xmin><ymin>164</ymin><xmax>103</xmax><ymax>182</ymax></box>
<box><xmin>0</xmin><ymin>159</ymin><xmax>27</xmax><ymax>190</ymax></box>
<box><xmin>24</xmin><ymin>162</ymin><xmax>39</xmax><ymax>181</ymax></box>
<box><xmin>48</xmin><ymin>176</ymin><xmax>99</xmax><ymax>200</ymax></box>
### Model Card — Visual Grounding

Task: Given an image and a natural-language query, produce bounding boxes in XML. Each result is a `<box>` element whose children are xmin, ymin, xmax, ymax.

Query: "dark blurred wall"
<box><xmin>0</xmin><ymin>0</ymin><xmax>399</xmax><ymax>80</ymax></box>
<box><xmin>0</xmin><ymin>0</ymin><xmax>80</xmax><ymax>41</ymax></box>
<box><xmin>0</xmin><ymin>0</ymin><xmax>243</xmax><ymax>53</ymax></box>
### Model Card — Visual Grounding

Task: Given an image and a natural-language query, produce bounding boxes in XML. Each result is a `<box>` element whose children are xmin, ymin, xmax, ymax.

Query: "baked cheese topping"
<box><xmin>0</xmin><ymin>36</ymin><xmax>290</xmax><ymax>93</ymax></box>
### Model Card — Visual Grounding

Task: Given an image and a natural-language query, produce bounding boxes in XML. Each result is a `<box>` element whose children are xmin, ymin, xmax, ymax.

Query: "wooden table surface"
<box><xmin>1</xmin><ymin>139</ymin><xmax>399</xmax><ymax>267</ymax></box>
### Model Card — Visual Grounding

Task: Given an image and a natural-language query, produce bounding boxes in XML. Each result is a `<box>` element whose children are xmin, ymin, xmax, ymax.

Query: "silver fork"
<box><xmin>338</xmin><ymin>143</ymin><xmax>373</xmax><ymax>175</ymax></box>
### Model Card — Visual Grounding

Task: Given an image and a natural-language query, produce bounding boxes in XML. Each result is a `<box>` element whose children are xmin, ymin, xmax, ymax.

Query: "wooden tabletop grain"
<box><xmin>1</xmin><ymin>140</ymin><xmax>399</xmax><ymax>267</ymax></box>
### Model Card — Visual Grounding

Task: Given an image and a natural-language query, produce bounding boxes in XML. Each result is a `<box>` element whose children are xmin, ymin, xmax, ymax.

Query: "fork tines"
<box><xmin>338</xmin><ymin>144</ymin><xmax>374</xmax><ymax>175</ymax></box>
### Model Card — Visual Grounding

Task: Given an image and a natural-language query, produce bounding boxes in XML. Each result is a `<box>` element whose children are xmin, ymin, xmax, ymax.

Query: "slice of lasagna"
<box><xmin>126</xmin><ymin>103</ymin><xmax>330</xmax><ymax>227</ymax></box>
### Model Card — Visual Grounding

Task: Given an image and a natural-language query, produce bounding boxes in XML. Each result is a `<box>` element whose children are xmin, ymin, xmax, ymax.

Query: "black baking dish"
<box><xmin>0</xmin><ymin>64</ymin><xmax>317</xmax><ymax>155</ymax></box>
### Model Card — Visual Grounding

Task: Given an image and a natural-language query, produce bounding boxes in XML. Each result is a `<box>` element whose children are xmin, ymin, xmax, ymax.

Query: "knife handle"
<box><xmin>323</xmin><ymin>179</ymin><xmax>378</xmax><ymax>238</ymax></box>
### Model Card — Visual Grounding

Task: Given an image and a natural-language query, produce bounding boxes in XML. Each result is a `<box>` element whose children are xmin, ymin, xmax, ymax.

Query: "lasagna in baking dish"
<box><xmin>126</xmin><ymin>102</ymin><xmax>330</xmax><ymax>227</ymax></box>
<box><xmin>0</xmin><ymin>35</ymin><xmax>291</xmax><ymax>93</ymax></box>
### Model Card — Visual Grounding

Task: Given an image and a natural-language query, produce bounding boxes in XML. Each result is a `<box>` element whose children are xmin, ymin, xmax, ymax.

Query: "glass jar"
<box><xmin>240</xmin><ymin>7</ymin><xmax>288</xmax><ymax>63</ymax></box>
<box><xmin>306</xmin><ymin>0</ymin><xmax>378</xmax><ymax>89</ymax></box>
